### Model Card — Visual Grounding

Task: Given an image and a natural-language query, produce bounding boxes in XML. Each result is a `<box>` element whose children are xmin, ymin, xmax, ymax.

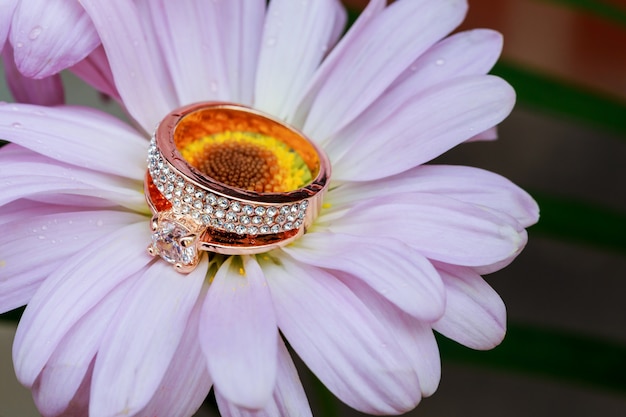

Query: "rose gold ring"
<box><xmin>144</xmin><ymin>102</ymin><xmax>330</xmax><ymax>272</ymax></box>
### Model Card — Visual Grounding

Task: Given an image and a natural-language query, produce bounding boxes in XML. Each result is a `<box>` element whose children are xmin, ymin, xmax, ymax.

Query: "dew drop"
<box><xmin>41</xmin><ymin>225</ymin><xmax>48</xmax><ymax>230</ymax></box>
<box><xmin>15</xmin><ymin>42</ymin><xmax>23</xmax><ymax>48</ymax></box>
<box><xmin>11</xmin><ymin>122</ymin><xmax>22</xmax><ymax>128</ymax></box>
<box><xmin>28</xmin><ymin>26</ymin><xmax>43</xmax><ymax>40</ymax></box>
<box><xmin>435</xmin><ymin>58</ymin><xmax>445</xmax><ymax>66</ymax></box>
<box><xmin>51</xmin><ymin>240</ymin><xmax>56</xmax><ymax>244</ymax></box>
<box><xmin>96</xmin><ymin>220</ymin><xmax>104</xmax><ymax>227</ymax></box>
<box><xmin>38</xmin><ymin>235</ymin><xmax>46</xmax><ymax>240</ymax></box>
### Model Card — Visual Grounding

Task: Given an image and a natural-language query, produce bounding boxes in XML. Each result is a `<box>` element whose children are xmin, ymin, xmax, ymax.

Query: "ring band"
<box><xmin>145</xmin><ymin>102</ymin><xmax>330</xmax><ymax>272</ymax></box>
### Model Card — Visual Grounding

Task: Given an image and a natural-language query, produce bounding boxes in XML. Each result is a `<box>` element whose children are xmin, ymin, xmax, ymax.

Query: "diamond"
<box><xmin>218</xmin><ymin>197</ymin><xmax>229</xmax><ymax>208</ymax></box>
<box><xmin>225</xmin><ymin>223</ymin><xmax>235</xmax><ymax>232</ymax></box>
<box><xmin>230</xmin><ymin>201</ymin><xmax>241</xmax><ymax>212</ymax></box>
<box><xmin>240</xmin><ymin>215</ymin><xmax>251</xmax><ymax>225</ymax></box>
<box><xmin>151</xmin><ymin>217</ymin><xmax>198</xmax><ymax>268</ymax></box>
<box><xmin>226</xmin><ymin>211</ymin><xmax>237</xmax><ymax>222</ymax></box>
<box><xmin>206</xmin><ymin>193</ymin><xmax>218</xmax><ymax>205</ymax></box>
<box><xmin>283</xmin><ymin>222</ymin><xmax>293</xmax><ymax>231</ymax></box>
<box><xmin>270</xmin><ymin>224</ymin><xmax>281</xmax><ymax>233</ymax></box>
<box><xmin>185</xmin><ymin>184</ymin><xmax>195</xmax><ymax>194</ymax></box>
<box><xmin>252</xmin><ymin>216</ymin><xmax>262</xmax><ymax>225</ymax></box>
<box><xmin>255</xmin><ymin>206</ymin><xmax>266</xmax><ymax>216</ymax></box>
<box><xmin>215</xmin><ymin>209</ymin><xmax>226</xmax><ymax>219</ymax></box>
<box><xmin>260</xmin><ymin>225</ymin><xmax>270</xmax><ymax>234</ymax></box>
<box><xmin>266</xmin><ymin>206</ymin><xmax>278</xmax><ymax>217</ymax></box>
<box><xmin>280</xmin><ymin>205</ymin><xmax>290</xmax><ymax>215</ymax></box>
<box><xmin>235</xmin><ymin>225</ymin><xmax>246</xmax><ymax>235</ymax></box>
<box><xmin>248</xmin><ymin>226</ymin><xmax>259</xmax><ymax>235</ymax></box>
<box><xmin>242</xmin><ymin>205</ymin><xmax>254</xmax><ymax>216</ymax></box>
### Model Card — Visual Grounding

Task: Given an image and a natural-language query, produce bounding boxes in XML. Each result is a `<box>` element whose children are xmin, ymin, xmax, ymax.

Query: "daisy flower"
<box><xmin>0</xmin><ymin>0</ymin><xmax>539</xmax><ymax>416</ymax></box>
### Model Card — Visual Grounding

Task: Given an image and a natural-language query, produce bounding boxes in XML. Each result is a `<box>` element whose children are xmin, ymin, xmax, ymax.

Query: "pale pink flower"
<box><xmin>0</xmin><ymin>1</ymin><xmax>538</xmax><ymax>416</ymax></box>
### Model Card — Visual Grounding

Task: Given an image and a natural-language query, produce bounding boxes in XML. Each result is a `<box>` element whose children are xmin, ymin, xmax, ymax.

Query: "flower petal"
<box><xmin>1</xmin><ymin>45</ymin><xmax>64</xmax><ymax>105</ymax></box>
<box><xmin>328</xmin><ymin>164</ymin><xmax>539</xmax><ymax>228</ymax></box>
<box><xmin>342</xmin><ymin>277</ymin><xmax>441</xmax><ymax>397</ymax></box>
<box><xmin>433</xmin><ymin>263</ymin><xmax>507</xmax><ymax>350</ymax></box>
<box><xmin>135</xmin><ymin>288</ymin><xmax>213</xmax><ymax>417</ymax></box>
<box><xmin>69</xmin><ymin>46</ymin><xmax>120</xmax><ymax>101</ymax></box>
<box><xmin>254</xmin><ymin>0</ymin><xmax>345</xmax><ymax>120</ymax></box>
<box><xmin>329</xmin><ymin>75</ymin><xmax>515</xmax><ymax>181</ymax></box>
<box><xmin>390</xmin><ymin>29</ymin><xmax>503</xmax><ymax>92</ymax></box>
<box><xmin>302</xmin><ymin>0</ymin><xmax>468</xmax><ymax>141</ymax></box>
<box><xmin>32</xmin><ymin>277</ymin><xmax>133</xmax><ymax>417</ymax></box>
<box><xmin>200</xmin><ymin>256</ymin><xmax>278</xmax><ymax>409</ymax></box>
<box><xmin>0</xmin><ymin>205</ymin><xmax>143</xmax><ymax>313</ymax></box>
<box><xmin>10</xmin><ymin>0</ymin><xmax>99</xmax><ymax>78</ymax></box>
<box><xmin>90</xmin><ymin>256</ymin><xmax>206</xmax><ymax>417</ymax></box>
<box><xmin>291</xmin><ymin>0</ymin><xmax>385</xmax><ymax>127</ymax></box>
<box><xmin>325</xmin><ymin>193</ymin><xmax>527</xmax><ymax>267</ymax></box>
<box><xmin>283</xmin><ymin>231</ymin><xmax>444</xmax><ymax>321</ymax></box>
<box><xmin>0</xmin><ymin>145</ymin><xmax>145</xmax><ymax>211</ymax></box>
<box><xmin>146</xmin><ymin>0</ymin><xmax>231</xmax><ymax>104</ymax></box>
<box><xmin>13</xmin><ymin>221</ymin><xmax>152</xmax><ymax>387</ymax></box>
<box><xmin>80</xmin><ymin>0</ymin><xmax>176</xmax><ymax>131</ymax></box>
<box><xmin>208</xmin><ymin>0</ymin><xmax>266</xmax><ymax>105</ymax></box>
<box><xmin>0</xmin><ymin>0</ymin><xmax>18</xmax><ymax>51</ymax></box>
<box><xmin>0</xmin><ymin>103</ymin><xmax>147</xmax><ymax>179</ymax></box>
<box><xmin>261</xmin><ymin>253</ymin><xmax>421</xmax><ymax>415</ymax></box>
<box><xmin>216</xmin><ymin>337</ymin><xmax>312</xmax><ymax>417</ymax></box>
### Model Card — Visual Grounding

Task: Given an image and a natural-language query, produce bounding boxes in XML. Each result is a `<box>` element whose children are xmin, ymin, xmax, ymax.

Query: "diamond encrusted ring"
<box><xmin>145</xmin><ymin>102</ymin><xmax>331</xmax><ymax>272</ymax></box>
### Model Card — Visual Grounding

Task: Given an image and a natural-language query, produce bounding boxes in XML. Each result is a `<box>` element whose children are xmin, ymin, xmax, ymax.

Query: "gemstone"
<box><xmin>218</xmin><ymin>197</ymin><xmax>229</xmax><ymax>208</ymax></box>
<box><xmin>255</xmin><ymin>206</ymin><xmax>266</xmax><ymax>216</ymax></box>
<box><xmin>230</xmin><ymin>201</ymin><xmax>241</xmax><ymax>212</ymax></box>
<box><xmin>242</xmin><ymin>205</ymin><xmax>254</xmax><ymax>216</ymax></box>
<box><xmin>235</xmin><ymin>225</ymin><xmax>246</xmax><ymax>235</ymax></box>
<box><xmin>151</xmin><ymin>219</ymin><xmax>198</xmax><ymax>266</ymax></box>
<box><xmin>266</xmin><ymin>206</ymin><xmax>278</xmax><ymax>217</ymax></box>
<box><xmin>260</xmin><ymin>225</ymin><xmax>270</xmax><ymax>234</ymax></box>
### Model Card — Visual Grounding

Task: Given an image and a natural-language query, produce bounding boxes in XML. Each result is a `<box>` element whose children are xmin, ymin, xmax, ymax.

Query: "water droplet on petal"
<box><xmin>41</xmin><ymin>225</ymin><xmax>48</xmax><ymax>230</ymax></box>
<box><xmin>96</xmin><ymin>220</ymin><xmax>104</xmax><ymax>227</ymax></box>
<box><xmin>28</xmin><ymin>26</ymin><xmax>43</xmax><ymax>40</ymax></box>
<box><xmin>15</xmin><ymin>42</ymin><xmax>23</xmax><ymax>48</ymax></box>
<box><xmin>38</xmin><ymin>235</ymin><xmax>46</xmax><ymax>240</ymax></box>
<box><xmin>11</xmin><ymin>122</ymin><xmax>22</xmax><ymax>128</ymax></box>
<box><xmin>435</xmin><ymin>59</ymin><xmax>445</xmax><ymax>66</ymax></box>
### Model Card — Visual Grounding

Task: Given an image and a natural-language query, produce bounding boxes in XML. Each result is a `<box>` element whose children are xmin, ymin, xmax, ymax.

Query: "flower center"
<box><xmin>178</xmin><ymin>132</ymin><xmax>312</xmax><ymax>193</ymax></box>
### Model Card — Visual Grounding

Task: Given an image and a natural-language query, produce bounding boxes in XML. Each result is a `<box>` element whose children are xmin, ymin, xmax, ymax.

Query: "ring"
<box><xmin>144</xmin><ymin>102</ymin><xmax>331</xmax><ymax>272</ymax></box>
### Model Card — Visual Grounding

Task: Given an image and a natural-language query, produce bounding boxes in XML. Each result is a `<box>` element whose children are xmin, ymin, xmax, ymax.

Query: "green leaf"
<box><xmin>530</xmin><ymin>191</ymin><xmax>626</xmax><ymax>253</ymax></box>
<box><xmin>438</xmin><ymin>323</ymin><xmax>626</xmax><ymax>393</ymax></box>
<box><xmin>492</xmin><ymin>61</ymin><xmax>626</xmax><ymax>137</ymax></box>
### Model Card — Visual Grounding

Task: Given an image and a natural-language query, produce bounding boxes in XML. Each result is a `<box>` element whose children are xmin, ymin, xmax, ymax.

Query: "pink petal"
<box><xmin>2</xmin><ymin>44</ymin><xmax>64</xmax><ymax>105</ymax></box>
<box><xmin>200</xmin><ymin>256</ymin><xmax>278</xmax><ymax>409</ymax></box>
<box><xmin>34</xmin><ymin>360</ymin><xmax>93</xmax><ymax>417</ymax></box>
<box><xmin>433</xmin><ymin>263</ymin><xmax>507</xmax><ymax>350</ymax></box>
<box><xmin>90</xmin><ymin>256</ymin><xmax>206</xmax><ymax>417</ymax></box>
<box><xmin>343</xmin><ymin>277</ymin><xmax>441</xmax><ymax>397</ymax></box>
<box><xmin>216</xmin><ymin>338</ymin><xmax>312</xmax><ymax>417</ymax></box>
<box><xmin>261</xmin><ymin>253</ymin><xmax>421</xmax><ymax>415</ymax></box>
<box><xmin>254</xmin><ymin>0</ymin><xmax>345</xmax><ymax>120</ymax></box>
<box><xmin>468</xmin><ymin>126</ymin><xmax>498</xmax><ymax>142</ymax></box>
<box><xmin>32</xmin><ymin>278</ymin><xmax>133</xmax><ymax>417</ymax></box>
<box><xmin>80</xmin><ymin>0</ymin><xmax>177</xmax><ymax>132</ymax></box>
<box><xmin>0</xmin><ymin>205</ymin><xmax>144</xmax><ymax>313</ymax></box>
<box><xmin>328</xmin><ymin>164</ymin><xmax>539</xmax><ymax>228</ymax></box>
<box><xmin>146</xmin><ymin>0</ymin><xmax>231</xmax><ymax>104</ymax></box>
<box><xmin>0</xmin><ymin>0</ymin><xmax>18</xmax><ymax>51</ymax></box>
<box><xmin>390</xmin><ymin>29</ymin><xmax>503</xmax><ymax>92</ymax></box>
<box><xmin>13</xmin><ymin>221</ymin><xmax>152</xmax><ymax>387</ymax></box>
<box><xmin>0</xmin><ymin>146</ymin><xmax>145</xmax><ymax>210</ymax></box>
<box><xmin>283</xmin><ymin>231</ymin><xmax>444</xmax><ymax>321</ymax></box>
<box><xmin>135</xmin><ymin>289</ymin><xmax>213</xmax><ymax>417</ymax></box>
<box><xmin>69</xmin><ymin>46</ymin><xmax>120</xmax><ymax>101</ymax></box>
<box><xmin>302</xmin><ymin>0</ymin><xmax>468</xmax><ymax>141</ymax></box>
<box><xmin>10</xmin><ymin>0</ymin><xmax>99</xmax><ymax>78</ymax></box>
<box><xmin>291</xmin><ymin>0</ymin><xmax>385</xmax><ymax>127</ymax></box>
<box><xmin>0</xmin><ymin>103</ymin><xmax>147</xmax><ymax>179</ymax></box>
<box><xmin>207</xmin><ymin>0</ymin><xmax>266</xmax><ymax>105</ymax></box>
<box><xmin>328</xmin><ymin>75</ymin><xmax>515</xmax><ymax>181</ymax></box>
<box><xmin>326</xmin><ymin>193</ymin><xmax>528</xmax><ymax>267</ymax></box>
